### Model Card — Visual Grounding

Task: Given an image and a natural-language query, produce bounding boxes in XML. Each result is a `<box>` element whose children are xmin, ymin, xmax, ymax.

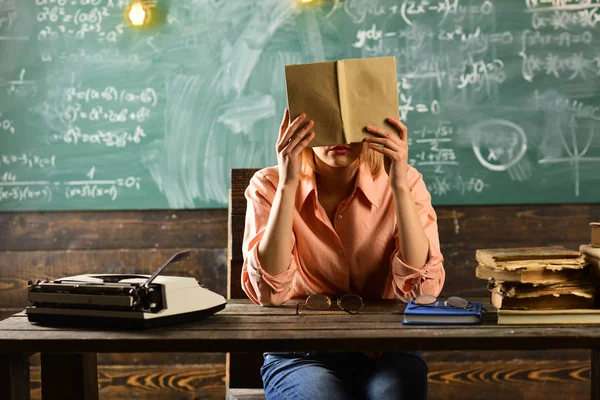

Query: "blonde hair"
<box><xmin>300</xmin><ymin>144</ymin><xmax>383</xmax><ymax>178</ymax></box>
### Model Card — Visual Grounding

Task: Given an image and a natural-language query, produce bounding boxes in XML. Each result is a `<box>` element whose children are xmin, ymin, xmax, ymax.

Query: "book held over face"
<box><xmin>285</xmin><ymin>56</ymin><xmax>399</xmax><ymax>147</ymax></box>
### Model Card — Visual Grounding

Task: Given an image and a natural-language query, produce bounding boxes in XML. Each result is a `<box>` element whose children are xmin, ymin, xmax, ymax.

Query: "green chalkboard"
<box><xmin>1</xmin><ymin>0</ymin><xmax>599</xmax><ymax>211</ymax></box>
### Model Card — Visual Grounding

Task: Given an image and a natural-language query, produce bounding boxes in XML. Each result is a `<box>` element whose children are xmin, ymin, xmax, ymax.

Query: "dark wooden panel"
<box><xmin>0</xmin><ymin>353</ymin><xmax>30</xmax><ymax>400</ymax></box>
<box><xmin>593</xmin><ymin>348</ymin><xmax>600</xmax><ymax>400</ymax></box>
<box><xmin>41</xmin><ymin>353</ymin><xmax>98</xmax><ymax>400</ymax></box>
<box><xmin>0</xmin><ymin>210</ymin><xmax>227</xmax><ymax>251</ymax></box>
<box><xmin>0</xmin><ymin>248</ymin><xmax>226</xmax><ymax>308</ymax></box>
<box><xmin>230</xmin><ymin>169</ymin><xmax>259</xmax><ymax>216</ymax></box>
<box><xmin>227</xmin><ymin>353</ymin><xmax>263</xmax><ymax>389</ymax></box>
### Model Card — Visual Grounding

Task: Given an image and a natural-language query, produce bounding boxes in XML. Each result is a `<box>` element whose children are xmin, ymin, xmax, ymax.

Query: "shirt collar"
<box><xmin>295</xmin><ymin>163</ymin><xmax>383</xmax><ymax>209</ymax></box>
<box><xmin>296</xmin><ymin>165</ymin><xmax>318</xmax><ymax>209</ymax></box>
<box><xmin>355</xmin><ymin>162</ymin><xmax>383</xmax><ymax>208</ymax></box>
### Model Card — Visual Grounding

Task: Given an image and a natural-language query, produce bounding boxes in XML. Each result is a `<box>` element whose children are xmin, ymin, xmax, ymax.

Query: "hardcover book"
<box><xmin>498</xmin><ymin>308</ymin><xmax>600</xmax><ymax>325</ymax></box>
<box><xmin>475</xmin><ymin>246</ymin><xmax>585</xmax><ymax>270</ymax></box>
<box><xmin>402</xmin><ymin>300</ymin><xmax>483</xmax><ymax>325</ymax></box>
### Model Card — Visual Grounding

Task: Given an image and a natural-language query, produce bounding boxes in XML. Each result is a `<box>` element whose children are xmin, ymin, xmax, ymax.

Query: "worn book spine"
<box><xmin>336</xmin><ymin>60</ymin><xmax>350</xmax><ymax>145</ymax></box>
<box><xmin>488</xmin><ymin>278</ymin><xmax>594</xmax><ymax>298</ymax></box>
<box><xmin>490</xmin><ymin>290</ymin><xmax>594</xmax><ymax>310</ymax></box>
<box><xmin>476</xmin><ymin>265</ymin><xmax>584</xmax><ymax>283</ymax></box>
<box><xmin>591</xmin><ymin>222</ymin><xmax>600</xmax><ymax>247</ymax></box>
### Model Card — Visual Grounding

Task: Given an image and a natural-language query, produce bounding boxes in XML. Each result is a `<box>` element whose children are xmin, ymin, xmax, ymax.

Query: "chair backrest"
<box><xmin>227</xmin><ymin>168</ymin><xmax>263</xmax><ymax>389</ymax></box>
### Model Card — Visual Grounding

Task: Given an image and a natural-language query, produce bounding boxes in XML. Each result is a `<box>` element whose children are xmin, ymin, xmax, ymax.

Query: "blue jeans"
<box><xmin>260</xmin><ymin>351</ymin><xmax>428</xmax><ymax>400</ymax></box>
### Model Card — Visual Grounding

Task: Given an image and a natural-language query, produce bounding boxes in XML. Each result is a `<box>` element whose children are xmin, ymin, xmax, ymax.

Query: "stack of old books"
<box><xmin>476</xmin><ymin>245</ymin><xmax>600</xmax><ymax>324</ymax></box>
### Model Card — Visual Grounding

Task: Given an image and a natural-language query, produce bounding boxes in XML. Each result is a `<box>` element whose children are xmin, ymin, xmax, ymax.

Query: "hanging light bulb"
<box><xmin>127</xmin><ymin>0</ymin><xmax>148</xmax><ymax>27</ymax></box>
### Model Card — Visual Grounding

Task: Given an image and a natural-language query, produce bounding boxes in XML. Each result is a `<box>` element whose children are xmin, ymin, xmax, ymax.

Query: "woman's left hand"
<box><xmin>364</xmin><ymin>117</ymin><xmax>409</xmax><ymax>189</ymax></box>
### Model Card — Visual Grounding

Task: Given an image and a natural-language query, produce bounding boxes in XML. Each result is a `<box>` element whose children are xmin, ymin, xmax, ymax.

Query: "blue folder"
<box><xmin>402</xmin><ymin>300</ymin><xmax>483</xmax><ymax>325</ymax></box>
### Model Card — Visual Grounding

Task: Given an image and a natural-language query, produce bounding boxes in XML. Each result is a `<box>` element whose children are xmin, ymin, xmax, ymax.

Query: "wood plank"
<box><xmin>23</xmin><ymin>358</ymin><xmax>593</xmax><ymax>400</ymax></box>
<box><xmin>0</xmin><ymin>308</ymin><xmax>24</xmax><ymax>322</ymax></box>
<box><xmin>593</xmin><ymin>348</ymin><xmax>600</xmax><ymax>400</ymax></box>
<box><xmin>227</xmin><ymin>388</ymin><xmax>265</xmax><ymax>400</ymax></box>
<box><xmin>4</xmin><ymin>316</ymin><xmax>600</xmax><ymax>353</ymax></box>
<box><xmin>427</xmin><ymin>359</ymin><xmax>590</xmax><ymax>400</ymax></box>
<box><xmin>0</xmin><ymin>248</ymin><xmax>226</xmax><ymax>308</ymax></box>
<box><xmin>29</xmin><ymin>363</ymin><xmax>226</xmax><ymax>400</ymax></box>
<box><xmin>41</xmin><ymin>353</ymin><xmax>98</xmax><ymax>400</ymax></box>
<box><xmin>0</xmin><ymin>210</ymin><xmax>227</xmax><ymax>251</ymax></box>
<box><xmin>0</xmin><ymin>353</ymin><xmax>30</xmax><ymax>400</ymax></box>
<box><xmin>22</xmin><ymin>348</ymin><xmax>592</xmax><ymax>368</ymax></box>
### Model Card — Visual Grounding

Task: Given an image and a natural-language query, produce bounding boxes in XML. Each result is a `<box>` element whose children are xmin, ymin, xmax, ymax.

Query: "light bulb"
<box><xmin>128</xmin><ymin>1</ymin><xmax>146</xmax><ymax>26</ymax></box>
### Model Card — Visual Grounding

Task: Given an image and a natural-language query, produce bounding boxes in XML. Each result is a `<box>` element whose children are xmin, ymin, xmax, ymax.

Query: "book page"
<box><xmin>285</xmin><ymin>61</ymin><xmax>344</xmax><ymax>147</ymax></box>
<box><xmin>337</xmin><ymin>57</ymin><xmax>399</xmax><ymax>143</ymax></box>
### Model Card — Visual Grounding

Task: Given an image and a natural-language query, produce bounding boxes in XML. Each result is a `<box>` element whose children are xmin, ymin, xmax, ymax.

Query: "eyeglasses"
<box><xmin>296</xmin><ymin>294</ymin><xmax>364</xmax><ymax>315</ymax></box>
<box><xmin>410</xmin><ymin>294</ymin><xmax>474</xmax><ymax>310</ymax></box>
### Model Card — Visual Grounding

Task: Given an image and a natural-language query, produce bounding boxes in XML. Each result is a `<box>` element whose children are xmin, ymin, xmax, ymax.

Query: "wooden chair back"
<box><xmin>227</xmin><ymin>168</ymin><xmax>263</xmax><ymax>389</ymax></box>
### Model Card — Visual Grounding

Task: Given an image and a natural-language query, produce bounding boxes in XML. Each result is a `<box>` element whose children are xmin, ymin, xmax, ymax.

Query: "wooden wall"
<box><xmin>1</xmin><ymin>202</ymin><xmax>599</xmax><ymax>399</ymax></box>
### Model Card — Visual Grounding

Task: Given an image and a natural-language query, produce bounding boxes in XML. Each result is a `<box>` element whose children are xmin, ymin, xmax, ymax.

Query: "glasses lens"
<box><xmin>446</xmin><ymin>296</ymin><xmax>469</xmax><ymax>308</ymax></box>
<box><xmin>306</xmin><ymin>294</ymin><xmax>331</xmax><ymax>310</ymax></box>
<box><xmin>339</xmin><ymin>294</ymin><xmax>363</xmax><ymax>312</ymax></box>
<box><xmin>414</xmin><ymin>294</ymin><xmax>437</xmax><ymax>305</ymax></box>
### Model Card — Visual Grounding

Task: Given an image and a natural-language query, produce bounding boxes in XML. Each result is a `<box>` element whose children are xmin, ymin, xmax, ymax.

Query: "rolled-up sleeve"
<box><xmin>390</xmin><ymin>171</ymin><xmax>445</xmax><ymax>300</ymax></box>
<box><xmin>241</xmin><ymin>172</ymin><xmax>298</xmax><ymax>305</ymax></box>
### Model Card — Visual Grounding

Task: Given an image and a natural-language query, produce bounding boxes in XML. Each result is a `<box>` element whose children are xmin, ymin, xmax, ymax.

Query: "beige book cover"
<box><xmin>497</xmin><ymin>308</ymin><xmax>600</xmax><ymax>325</ymax></box>
<box><xmin>285</xmin><ymin>56</ymin><xmax>399</xmax><ymax>147</ymax></box>
<box><xmin>591</xmin><ymin>222</ymin><xmax>600</xmax><ymax>247</ymax></box>
<box><xmin>581</xmin><ymin>244</ymin><xmax>600</xmax><ymax>259</ymax></box>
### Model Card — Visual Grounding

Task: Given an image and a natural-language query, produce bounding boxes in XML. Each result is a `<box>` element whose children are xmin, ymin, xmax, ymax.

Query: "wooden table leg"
<box><xmin>0</xmin><ymin>353</ymin><xmax>30</xmax><ymax>400</ymax></box>
<box><xmin>41</xmin><ymin>353</ymin><xmax>99</xmax><ymax>400</ymax></box>
<box><xmin>593</xmin><ymin>348</ymin><xmax>600</xmax><ymax>400</ymax></box>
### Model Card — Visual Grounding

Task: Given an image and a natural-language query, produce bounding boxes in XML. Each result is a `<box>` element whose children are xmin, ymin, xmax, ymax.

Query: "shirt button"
<box><xmin>337</xmin><ymin>214</ymin><xmax>343</xmax><ymax>220</ymax></box>
<box><xmin>338</xmin><ymin>248</ymin><xmax>343</xmax><ymax>254</ymax></box>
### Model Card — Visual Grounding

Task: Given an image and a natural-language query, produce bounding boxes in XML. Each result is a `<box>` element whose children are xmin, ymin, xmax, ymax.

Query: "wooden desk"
<box><xmin>1</xmin><ymin>299</ymin><xmax>599</xmax><ymax>400</ymax></box>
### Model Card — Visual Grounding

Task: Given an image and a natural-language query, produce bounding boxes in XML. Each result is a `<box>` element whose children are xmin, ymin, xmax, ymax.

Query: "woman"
<box><xmin>241</xmin><ymin>109</ymin><xmax>445</xmax><ymax>400</ymax></box>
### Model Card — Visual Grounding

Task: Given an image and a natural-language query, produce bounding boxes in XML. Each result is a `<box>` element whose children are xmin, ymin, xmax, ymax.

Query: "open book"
<box><xmin>285</xmin><ymin>56</ymin><xmax>399</xmax><ymax>147</ymax></box>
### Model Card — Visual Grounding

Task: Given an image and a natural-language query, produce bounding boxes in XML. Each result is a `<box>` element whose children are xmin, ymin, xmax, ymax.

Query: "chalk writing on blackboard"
<box><xmin>0</xmin><ymin>113</ymin><xmax>15</xmax><ymax>134</ymax></box>
<box><xmin>2</xmin><ymin>0</ymin><xmax>600</xmax><ymax>211</ymax></box>
<box><xmin>3</xmin><ymin>69</ymin><xmax>37</xmax><ymax>97</ymax></box>
<box><xmin>0</xmin><ymin>154</ymin><xmax>56</xmax><ymax>169</ymax></box>
<box><xmin>469</xmin><ymin>119</ymin><xmax>527</xmax><ymax>172</ymax></box>
<box><xmin>35</xmin><ymin>0</ymin><xmax>125</xmax><ymax>42</ymax></box>
<box><xmin>0</xmin><ymin>171</ymin><xmax>141</xmax><ymax>203</ymax></box>
<box><xmin>539</xmin><ymin>116</ymin><xmax>600</xmax><ymax>196</ymax></box>
<box><xmin>52</xmin><ymin>126</ymin><xmax>146</xmax><ymax>147</ymax></box>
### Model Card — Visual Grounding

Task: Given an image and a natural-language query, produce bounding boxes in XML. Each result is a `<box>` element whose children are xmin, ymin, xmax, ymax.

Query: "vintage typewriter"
<box><xmin>26</xmin><ymin>250</ymin><xmax>227</xmax><ymax>329</ymax></box>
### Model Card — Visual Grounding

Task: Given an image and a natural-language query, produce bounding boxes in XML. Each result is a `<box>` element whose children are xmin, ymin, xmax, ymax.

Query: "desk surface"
<box><xmin>1</xmin><ymin>299</ymin><xmax>600</xmax><ymax>353</ymax></box>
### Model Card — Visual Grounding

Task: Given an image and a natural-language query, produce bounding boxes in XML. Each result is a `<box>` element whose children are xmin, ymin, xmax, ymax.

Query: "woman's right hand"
<box><xmin>276</xmin><ymin>109</ymin><xmax>315</xmax><ymax>186</ymax></box>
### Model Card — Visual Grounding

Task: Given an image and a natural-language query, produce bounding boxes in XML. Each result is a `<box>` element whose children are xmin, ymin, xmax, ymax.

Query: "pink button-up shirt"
<box><xmin>241</xmin><ymin>163</ymin><xmax>445</xmax><ymax>305</ymax></box>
